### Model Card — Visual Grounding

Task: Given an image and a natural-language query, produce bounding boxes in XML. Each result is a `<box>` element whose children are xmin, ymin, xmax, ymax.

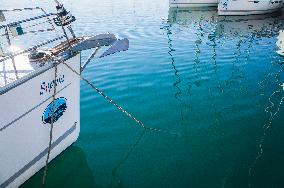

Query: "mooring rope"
<box><xmin>39</xmin><ymin>55</ymin><xmax>180</xmax><ymax>186</ymax></box>
<box><xmin>60</xmin><ymin>60</ymin><xmax>181</xmax><ymax>137</ymax></box>
<box><xmin>41</xmin><ymin>63</ymin><xmax>58</xmax><ymax>186</ymax></box>
<box><xmin>111</xmin><ymin>129</ymin><xmax>146</xmax><ymax>186</ymax></box>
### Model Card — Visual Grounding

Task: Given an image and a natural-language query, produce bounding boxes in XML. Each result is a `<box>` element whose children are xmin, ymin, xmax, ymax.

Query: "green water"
<box><xmin>4</xmin><ymin>0</ymin><xmax>283</xmax><ymax>187</ymax></box>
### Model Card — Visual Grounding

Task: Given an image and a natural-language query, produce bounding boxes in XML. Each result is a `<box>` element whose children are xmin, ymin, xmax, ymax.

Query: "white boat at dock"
<box><xmin>218</xmin><ymin>0</ymin><xmax>283</xmax><ymax>16</ymax></box>
<box><xmin>0</xmin><ymin>1</ymin><xmax>129</xmax><ymax>187</ymax></box>
<box><xmin>169</xmin><ymin>0</ymin><xmax>219</xmax><ymax>8</ymax></box>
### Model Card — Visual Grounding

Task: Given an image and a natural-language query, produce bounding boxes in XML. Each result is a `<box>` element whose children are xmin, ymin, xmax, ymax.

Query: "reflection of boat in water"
<box><xmin>215</xmin><ymin>13</ymin><xmax>282</xmax><ymax>38</ymax></box>
<box><xmin>218</xmin><ymin>0</ymin><xmax>282</xmax><ymax>16</ymax></box>
<box><xmin>277</xmin><ymin>30</ymin><xmax>284</xmax><ymax>56</ymax></box>
<box><xmin>168</xmin><ymin>7</ymin><xmax>218</xmax><ymax>27</ymax></box>
<box><xmin>166</xmin><ymin>8</ymin><xmax>219</xmax><ymax>114</ymax></box>
<box><xmin>167</xmin><ymin>8</ymin><xmax>282</xmax><ymax>92</ymax></box>
<box><xmin>166</xmin><ymin>9</ymin><xmax>284</xmax><ymax>188</ymax></box>
<box><xmin>169</xmin><ymin>0</ymin><xmax>219</xmax><ymax>8</ymax></box>
<box><xmin>168</xmin><ymin>9</ymin><xmax>282</xmax><ymax>58</ymax></box>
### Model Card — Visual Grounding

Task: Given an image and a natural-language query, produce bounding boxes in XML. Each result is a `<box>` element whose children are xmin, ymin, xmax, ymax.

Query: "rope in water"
<box><xmin>41</xmin><ymin>64</ymin><xmax>58</xmax><ymax>186</ymax></box>
<box><xmin>39</xmin><ymin>56</ymin><xmax>180</xmax><ymax>186</ymax></box>
<box><xmin>59</xmin><ymin>60</ymin><xmax>180</xmax><ymax>137</ymax></box>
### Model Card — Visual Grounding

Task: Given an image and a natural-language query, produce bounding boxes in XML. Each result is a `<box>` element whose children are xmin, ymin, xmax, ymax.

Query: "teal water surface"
<box><xmin>4</xmin><ymin>0</ymin><xmax>284</xmax><ymax>187</ymax></box>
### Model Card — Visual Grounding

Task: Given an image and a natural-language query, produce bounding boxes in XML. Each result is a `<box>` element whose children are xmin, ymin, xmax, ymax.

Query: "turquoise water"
<box><xmin>3</xmin><ymin>0</ymin><xmax>284</xmax><ymax>187</ymax></box>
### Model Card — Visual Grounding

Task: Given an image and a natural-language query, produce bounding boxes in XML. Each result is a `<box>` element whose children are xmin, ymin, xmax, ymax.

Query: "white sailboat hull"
<box><xmin>169</xmin><ymin>0</ymin><xmax>219</xmax><ymax>8</ymax></box>
<box><xmin>0</xmin><ymin>54</ymin><xmax>81</xmax><ymax>188</ymax></box>
<box><xmin>218</xmin><ymin>0</ymin><xmax>282</xmax><ymax>15</ymax></box>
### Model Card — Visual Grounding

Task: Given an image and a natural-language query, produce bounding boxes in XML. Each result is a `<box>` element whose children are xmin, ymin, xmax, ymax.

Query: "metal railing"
<box><xmin>0</xmin><ymin>6</ymin><xmax>72</xmax><ymax>85</ymax></box>
<box><xmin>0</xmin><ymin>13</ymin><xmax>56</xmax><ymax>30</ymax></box>
<box><xmin>0</xmin><ymin>35</ymin><xmax>65</xmax><ymax>63</ymax></box>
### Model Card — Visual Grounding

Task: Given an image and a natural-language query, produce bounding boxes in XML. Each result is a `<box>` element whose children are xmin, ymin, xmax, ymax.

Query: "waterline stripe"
<box><xmin>0</xmin><ymin>122</ymin><xmax>77</xmax><ymax>188</ymax></box>
<box><xmin>170</xmin><ymin>3</ymin><xmax>217</xmax><ymax>5</ymax></box>
<box><xmin>0</xmin><ymin>83</ymin><xmax>71</xmax><ymax>132</ymax></box>
<box><xmin>219</xmin><ymin>8</ymin><xmax>281</xmax><ymax>13</ymax></box>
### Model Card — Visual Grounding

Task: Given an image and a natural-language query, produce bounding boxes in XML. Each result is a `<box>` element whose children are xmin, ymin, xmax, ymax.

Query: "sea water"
<box><xmin>2</xmin><ymin>0</ymin><xmax>283</xmax><ymax>187</ymax></box>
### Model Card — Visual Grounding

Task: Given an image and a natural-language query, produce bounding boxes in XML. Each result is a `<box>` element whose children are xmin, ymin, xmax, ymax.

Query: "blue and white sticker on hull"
<box><xmin>42</xmin><ymin>97</ymin><xmax>67</xmax><ymax>124</ymax></box>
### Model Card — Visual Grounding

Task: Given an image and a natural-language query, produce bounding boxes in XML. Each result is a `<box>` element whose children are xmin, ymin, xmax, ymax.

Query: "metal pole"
<box><xmin>4</xmin><ymin>26</ymin><xmax>19</xmax><ymax>79</ymax></box>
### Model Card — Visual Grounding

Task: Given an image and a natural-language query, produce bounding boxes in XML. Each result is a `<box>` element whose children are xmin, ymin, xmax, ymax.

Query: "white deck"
<box><xmin>0</xmin><ymin>52</ymin><xmax>49</xmax><ymax>88</ymax></box>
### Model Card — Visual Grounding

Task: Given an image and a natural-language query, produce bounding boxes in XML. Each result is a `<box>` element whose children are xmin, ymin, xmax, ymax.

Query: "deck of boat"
<box><xmin>0</xmin><ymin>53</ymin><xmax>43</xmax><ymax>88</ymax></box>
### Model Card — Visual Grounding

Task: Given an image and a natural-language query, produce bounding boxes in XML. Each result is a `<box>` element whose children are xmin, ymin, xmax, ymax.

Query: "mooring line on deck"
<box><xmin>59</xmin><ymin>60</ymin><xmax>181</xmax><ymax>137</ymax></box>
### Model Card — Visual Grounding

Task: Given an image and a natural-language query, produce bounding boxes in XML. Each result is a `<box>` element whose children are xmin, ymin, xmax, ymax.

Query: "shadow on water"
<box><xmin>21</xmin><ymin>129</ymin><xmax>146</xmax><ymax>188</ymax></box>
<box><xmin>20</xmin><ymin>146</ymin><xmax>97</xmax><ymax>188</ymax></box>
